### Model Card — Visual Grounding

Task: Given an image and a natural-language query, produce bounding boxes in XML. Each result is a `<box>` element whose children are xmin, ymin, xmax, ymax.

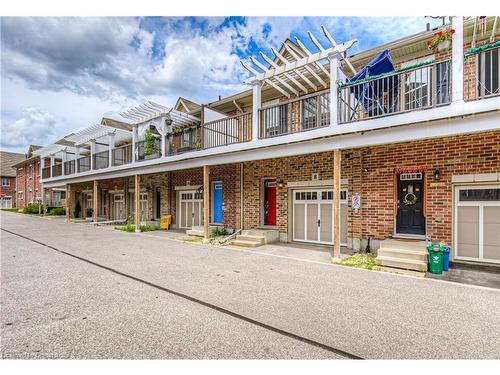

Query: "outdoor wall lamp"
<box><xmin>434</xmin><ymin>169</ymin><xmax>441</xmax><ymax>181</ymax></box>
<box><xmin>277</xmin><ymin>179</ymin><xmax>285</xmax><ymax>188</ymax></box>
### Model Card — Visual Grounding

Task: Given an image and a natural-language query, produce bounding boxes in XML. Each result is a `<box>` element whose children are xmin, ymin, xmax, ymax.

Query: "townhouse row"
<box><xmin>36</xmin><ymin>17</ymin><xmax>500</xmax><ymax>267</ymax></box>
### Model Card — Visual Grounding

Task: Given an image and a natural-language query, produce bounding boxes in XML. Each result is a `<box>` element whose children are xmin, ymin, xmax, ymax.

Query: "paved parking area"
<box><xmin>1</xmin><ymin>212</ymin><xmax>500</xmax><ymax>359</ymax></box>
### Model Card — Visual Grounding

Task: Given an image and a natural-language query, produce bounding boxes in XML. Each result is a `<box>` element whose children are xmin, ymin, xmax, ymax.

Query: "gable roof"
<box><xmin>0</xmin><ymin>151</ymin><xmax>26</xmax><ymax>177</ymax></box>
<box><xmin>174</xmin><ymin>97</ymin><xmax>201</xmax><ymax>113</ymax></box>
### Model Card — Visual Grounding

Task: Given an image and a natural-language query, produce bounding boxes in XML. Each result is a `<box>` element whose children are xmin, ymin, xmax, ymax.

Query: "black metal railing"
<box><xmin>338</xmin><ymin>59</ymin><xmax>452</xmax><ymax>124</ymax></box>
<box><xmin>42</xmin><ymin>166</ymin><xmax>51</xmax><ymax>179</ymax></box>
<box><xmin>93</xmin><ymin>150</ymin><xmax>109</xmax><ymax>170</ymax></box>
<box><xmin>203</xmin><ymin>112</ymin><xmax>252</xmax><ymax>148</ymax></box>
<box><xmin>51</xmin><ymin>164</ymin><xmax>62</xmax><ymax>177</ymax></box>
<box><xmin>77</xmin><ymin>156</ymin><xmax>91</xmax><ymax>173</ymax></box>
<box><xmin>465</xmin><ymin>45</ymin><xmax>500</xmax><ymax>101</ymax></box>
<box><xmin>64</xmin><ymin>160</ymin><xmax>75</xmax><ymax>175</ymax></box>
<box><xmin>112</xmin><ymin>144</ymin><xmax>133</xmax><ymax>166</ymax></box>
<box><xmin>259</xmin><ymin>91</ymin><xmax>330</xmax><ymax>138</ymax></box>
<box><xmin>168</xmin><ymin>128</ymin><xmax>201</xmax><ymax>155</ymax></box>
<box><xmin>135</xmin><ymin>138</ymin><xmax>161</xmax><ymax>161</ymax></box>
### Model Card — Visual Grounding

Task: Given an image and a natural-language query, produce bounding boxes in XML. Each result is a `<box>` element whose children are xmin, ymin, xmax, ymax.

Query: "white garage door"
<box><xmin>293</xmin><ymin>189</ymin><xmax>347</xmax><ymax>245</ymax></box>
<box><xmin>454</xmin><ymin>185</ymin><xmax>500</xmax><ymax>264</ymax></box>
<box><xmin>178</xmin><ymin>190</ymin><xmax>204</xmax><ymax>229</ymax></box>
<box><xmin>1</xmin><ymin>197</ymin><xmax>12</xmax><ymax>209</ymax></box>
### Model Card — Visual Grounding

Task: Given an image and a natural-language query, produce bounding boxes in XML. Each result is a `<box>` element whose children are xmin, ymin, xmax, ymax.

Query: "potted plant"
<box><xmin>144</xmin><ymin>128</ymin><xmax>158</xmax><ymax>159</ymax></box>
<box><xmin>427</xmin><ymin>28</ymin><xmax>455</xmax><ymax>53</ymax></box>
<box><xmin>85</xmin><ymin>208</ymin><xmax>93</xmax><ymax>221</ymax></box>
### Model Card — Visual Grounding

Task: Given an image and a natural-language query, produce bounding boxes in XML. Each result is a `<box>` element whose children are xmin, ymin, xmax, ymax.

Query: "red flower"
<box><xmin>436</xmin><ymin>31</ymin><xmax>443</xmax><ymax>36</ymax></box>
<box><xmin>450</xmin><ymin>29</ymin><xmax>456</xmax><ymax>34</ymax></box>
<box><xmin>427</xmin><ymin>40</ymin><xmax>432</xmax><ymax>45</ymax></box>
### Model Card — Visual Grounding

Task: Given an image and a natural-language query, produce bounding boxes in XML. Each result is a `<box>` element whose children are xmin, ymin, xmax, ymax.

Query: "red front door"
<box><xmin>264</xmin><ymin>179</ymin><xmax>277</xmax><ymax>226</ymax></box>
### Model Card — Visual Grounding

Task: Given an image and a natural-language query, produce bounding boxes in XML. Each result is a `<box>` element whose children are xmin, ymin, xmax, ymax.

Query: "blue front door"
<box><xmin>212</xmin><ymin>181</ymin><xmax>223</xmax><ymax>224</ymax></box>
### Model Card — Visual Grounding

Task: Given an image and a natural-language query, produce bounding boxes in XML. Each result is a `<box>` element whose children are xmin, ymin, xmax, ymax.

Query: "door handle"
<box><xmin>317</xmin><ymin>219</ymin><xmax>321</xmax><ymax>227</ymax></box>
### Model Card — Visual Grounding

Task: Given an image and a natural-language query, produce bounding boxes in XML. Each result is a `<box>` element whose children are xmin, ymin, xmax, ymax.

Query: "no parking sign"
<box><xmin>352</xmin><ymin>193</ymin><xmax>361</xmax><ymax>210</ymax></box>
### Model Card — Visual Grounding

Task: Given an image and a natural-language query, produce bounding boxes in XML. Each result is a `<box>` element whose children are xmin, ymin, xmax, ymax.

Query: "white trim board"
<box><xmin>174</xmin><ymin>185</ymin><xmax>202</xmax><ymax>191</ymax></box>
<box><xmin>287</xmin><ymin>179</ymin><xmax>348</xmax><ymax>188</ymax></box>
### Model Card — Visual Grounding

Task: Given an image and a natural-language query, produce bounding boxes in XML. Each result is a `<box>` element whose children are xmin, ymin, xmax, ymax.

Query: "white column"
<box><xmin>162</xmin><ymin>133</ymin><xmax>167</xmax><ymax>158</ymax></box>
<box><xmin>75</xmin><ymin>146</ymin><xmax>80</xmax><ymax>173</ymax></box>
<box><xmin>251</xmin><ymin>81</ymin><xmax>262</xmax><ymax>140</ymax></box>
<box><xmin>132</xmin><ymin>125</ymin><xmax>138</xmax><ymax>163</ymax></box>
<box><xmin>90</xmin><ymin>140</ymin><xmax>96</xmax><ymax>170</ymax></box>
<box><xmin>452</xmin><ymin>16</ymin><xmax>464</xmax><ymax>102</ymax></box>
<box><xmin>328</xmin><ymin>53</ymin><xmax>341</xmax><ymax>126</ymax></box>
<box><xmin>49</xmin><ymin>155</ymin><xmax>55</xmax><ymax>177</ymax></box>
<box><xmin>61</xmin><ymin>149</ymin><xmax>68</xmax><ymax>175</ymax></box>
<box><xmin>108</xmin><ymin>133</ymin><xmax>115</xmax><ymax>168</ymax></box>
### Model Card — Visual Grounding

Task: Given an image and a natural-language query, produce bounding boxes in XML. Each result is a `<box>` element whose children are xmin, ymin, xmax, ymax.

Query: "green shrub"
<box><xmin>140</xmin><ymin>225</ymin><xmax>159</xmax><ymax>232</ymax></box>
<box><xmin>115</xmin><ymin>224</ymin><xmax>159</xmax><ymax>232</ymax></box>
<box><xmin>47</xmin><ymin>207</ymin><xmax>66</xmax><ymax>216</ymax></box>
<box><xmin>115</xmin><ymin>224</ymin><xmax>136</xmax><ymax>232</ymax></box>
<box><xmin>210</xmin><ymin>227</ymin><xmax>228</xmax><ymax>238</ymax></box>
<box><xmin>24</xmin><ymin>203</ymin><xmax>45</xmax><ymax>214</ymax></box>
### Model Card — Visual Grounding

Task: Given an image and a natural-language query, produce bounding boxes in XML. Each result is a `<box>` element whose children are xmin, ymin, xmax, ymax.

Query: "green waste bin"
<box><xmin>427</xmin><ymin>244</ymin><xmax>444</xmax><ymax>274</ymax></box>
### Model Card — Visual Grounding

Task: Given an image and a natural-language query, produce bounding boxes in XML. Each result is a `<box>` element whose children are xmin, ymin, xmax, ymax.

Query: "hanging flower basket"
<box><xmin>427</xmin><ymin>29</ymin><xmax>455</xmax><ymax>53</ymax></box>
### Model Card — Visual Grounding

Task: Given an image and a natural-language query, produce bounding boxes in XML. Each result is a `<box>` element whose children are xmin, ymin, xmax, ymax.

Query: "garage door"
<box><xmin>0</xmin><ymin>197</ymin><xmax>12</xmax><ymax>209</ymax></box>
<box><xmin>454</xmin><ymin>185</ymin><xmax>500</xmax><ymax>264</ymax></box>
<box><xmin>178</xmin><ymin>190</ymin><xmax>204</xmax><ymax>229</ymax></box>
<box><xmin>293</xmin><ymin>189</ymin><xmax>347</xmax><ymax>245</ymax></box>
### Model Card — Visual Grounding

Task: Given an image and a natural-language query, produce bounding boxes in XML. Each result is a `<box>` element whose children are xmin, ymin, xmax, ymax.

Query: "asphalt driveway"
<box><xmin>1</xmin><ymin>212</ymin><xmax>499</xmax><ymax>359</ymax></box>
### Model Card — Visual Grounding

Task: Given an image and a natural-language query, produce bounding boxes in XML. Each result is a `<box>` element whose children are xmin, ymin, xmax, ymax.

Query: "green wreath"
<box><xmin>403</xmin><ymin>192</ymin><xmax>417</xmax><ymax>206</ymax></box>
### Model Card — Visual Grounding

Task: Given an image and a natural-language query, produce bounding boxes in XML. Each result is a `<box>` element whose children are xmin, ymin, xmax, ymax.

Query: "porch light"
<box><xmin>277</xmin><ymin>179</ymin><xmax>285</xmax><ymax>188</ymax></box>
<box><xmin>434</xmin><ymin>169</ymin><xmax>441</xmax><ymax>180</ymax></box>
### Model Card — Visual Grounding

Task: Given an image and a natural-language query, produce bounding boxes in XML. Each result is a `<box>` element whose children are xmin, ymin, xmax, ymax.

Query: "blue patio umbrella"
<box><xmin>349</xmin><ymin>49</ymin><xmax>398</xmax><ymax>114</ymax></box>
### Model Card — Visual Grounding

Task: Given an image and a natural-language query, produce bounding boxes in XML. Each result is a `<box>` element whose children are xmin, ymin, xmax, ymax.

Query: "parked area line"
<box><xmin>0</xmin><ymin>227</ymin><xmax>362</xmax><ymax>360</ymax></box>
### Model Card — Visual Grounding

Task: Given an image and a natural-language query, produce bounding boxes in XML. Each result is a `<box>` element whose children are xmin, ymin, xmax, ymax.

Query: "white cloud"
<box><xmin>1</xmin><ymin>107</ymin><xmax>56</xmax><ymax>148</ymax></box>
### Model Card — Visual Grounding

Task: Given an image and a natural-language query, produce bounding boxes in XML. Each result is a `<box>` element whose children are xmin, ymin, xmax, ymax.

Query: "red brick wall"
<box><xmin>169</xmin><ymin>168</ymin><xmax>203</xmax><ymax>226</ymax></box>
<box><xmin>210</xmin><ymin>164</ymin><xmax>239</xmax><ymax>229</ymax></box>
<box><xmin>15</xmin><ymin>159</ymin><xmax>42</xmax><ymax>208</ymax></box>
<box><xmin>241</xmin><ymin>131</ymin><xmax>500</xmax><ymax>246</ymax></box>
<box><xmin>351</xmin><ymin>130</ymin><xmax>500</xmax><ymax>244</ymax></box>
<box><xmin>0</xmin><ymin>176</ymin><xmax>17</xmax><ymax>206</ymax></box>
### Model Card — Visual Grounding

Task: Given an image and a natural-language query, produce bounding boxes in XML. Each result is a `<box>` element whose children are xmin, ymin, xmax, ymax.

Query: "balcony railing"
<box><xmin>338</xmin><ymin>59</ymin><xmax>452</xmax><ymax>124</ymax></box>
<box><xmin>169</xmin><ymin>128</ymin><xmax>201</xmax><ymax>155</ymax></box>
<box><xmin>77</xmin><ymin>156</ymin><xmax>91</xmax><ymax>173</ymax></box>
<box><xmin>203</xmin><ymin>112</ymin><xmax>252</xmax><ymax>148</ymax></box>
<box><xmin>464</xmin><ymin>45</ymin><xmax>500</xmax><ymax>101</ymax></box>
<box><xmin>136</xmin><ymin>138</ymin><xmax>161</xmax><ymax>161</ymax></box>
<box><xmin>42</xmin><ymin>166</ymin><xmax>51</xmax><ymax>179</ymax></box>
<box><xmin>93</xmin><ymin>150</ymin><xmax>109</xmax><ymax>170</ymax></box>
<box><xmin>64</xmin><ymin>160</ymin><xmax>75</xmax><ymax>175</ymax></box>
<box><xmin>112</xmin><ymin>144</ymin><xmax>132</xmax><ymax>166</ymax></box>
<box><xmin>259</xmin><ymin>91</ymin><xmax>330</xmax><ymax>139</ymax></box>
<box><xmin>52</xmin><ymin>163</ymin><xmax>62</xmax><ymax>177</ymax></box>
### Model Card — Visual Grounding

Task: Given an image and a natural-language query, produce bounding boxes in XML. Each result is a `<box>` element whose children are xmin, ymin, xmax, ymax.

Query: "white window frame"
<box><xmin>1</xmin><ymin>178</ymin><xmax>10</xmax><ymax>187</ymax></box>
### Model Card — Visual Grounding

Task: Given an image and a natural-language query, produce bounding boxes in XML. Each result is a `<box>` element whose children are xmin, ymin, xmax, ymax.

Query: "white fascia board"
<box><xmin>42</xmin><ymin>110</ymin><xmax>499</xmax><ymax>189</ymax></box>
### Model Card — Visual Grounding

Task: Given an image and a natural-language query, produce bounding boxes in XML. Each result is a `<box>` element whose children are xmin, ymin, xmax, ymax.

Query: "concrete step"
<box><xmin>380</xmin><ymin>239</ymin><xmax>427</xmax><ymax>251</ymax></box>
<box><xmin>235</xmin><ymin>235</ymin><xmax>265</xmax><ymax>244</ymax></box>
<box><xmin>186</xmin><ymin>229</ymin><xmax>204</xmax><ymax>237</ymax></box>
<box><xmin>376</xmin><ymin>255</ymin><xmax>428</xmax><ymax>272</ymax></box>
<box><xmin>231</xmin><ymin>239</ymin><xmax>263</xmax><ymax>248</ymax></box>
<box><xmin>241</xmin><ymin>229</ymin><xmax>279</xmax><ymax>243</ymax></box>
<box><xmin>377</xmin><ymin>248</ymin><xmax>428</xmax><ymax>261</ymax></box>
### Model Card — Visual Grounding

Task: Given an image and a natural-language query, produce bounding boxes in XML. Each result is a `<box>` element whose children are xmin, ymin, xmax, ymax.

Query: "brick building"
<box><xmin>37</xmin><ymin>17</ymin><xmax>500</xmax><ymax>268</ymax></box>
<box><xmin>12</xmin><ymin>145</ymin><xmax>66</xmax><ymax>209</ymax></box>
<box><xmin>0</xmin><ymin>151</ymin><xmax>26</xmax><ymax>208</ymax></box>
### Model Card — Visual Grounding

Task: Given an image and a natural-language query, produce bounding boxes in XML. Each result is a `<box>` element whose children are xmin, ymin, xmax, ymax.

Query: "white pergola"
<box><xmin>240</xmin><ymin>25</ymin><xmax>357</xmax><ymax>99</ymax></box>
<box><xmin>120</xmin><ymin>101</ymin><xmax>200</xmax><ymax>128</ymax></box>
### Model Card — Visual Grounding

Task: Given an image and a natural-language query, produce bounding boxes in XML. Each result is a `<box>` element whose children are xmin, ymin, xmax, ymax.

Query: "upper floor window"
<box><xmin>2</xmin><ymin>178</ymin><xmax>10</xmax><ymax>187</ymax></box>
<box><xmin>477</xmin><ymin>47</ymin><xmax>499</xmax><ymax>98</ymax></box>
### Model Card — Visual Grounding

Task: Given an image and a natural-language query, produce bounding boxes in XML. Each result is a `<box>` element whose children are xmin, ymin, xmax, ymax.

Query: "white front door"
<box><xmin>293</xmin><ymin>189</ymin><xmax>347</xmax><ymax>245</ymax></box>
<box><xmin>454</xmin><ymin>185</ymin><xmax>500</xmax><ymax>264</ymax></box>
<box><xmin>178</xmin><ymin>190</ymin><xmax>204</xmax><ymax>229</ymax></box>
<box><xmin>112</xmin><ymin>194</ymin><xmax>125</xmax><ymax>220</ymax></box>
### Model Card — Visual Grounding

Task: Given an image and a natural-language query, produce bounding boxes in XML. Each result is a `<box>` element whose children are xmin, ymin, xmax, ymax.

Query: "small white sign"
<box><xmin>352</xmin><ymin>193</ymin><xmax>361</xmax><ymax>210</ymax></box>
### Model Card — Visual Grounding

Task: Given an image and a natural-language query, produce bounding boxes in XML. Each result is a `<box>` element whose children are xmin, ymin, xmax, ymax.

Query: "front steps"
<box><xmin>230</xmin><ymin>229</ymin><xmax>279</xmax><ymax>248</ymax></box>
<box><xmin>376</xmin><ymin>239</ymin><xmax>428</xmax><ymax>272</ymax></box>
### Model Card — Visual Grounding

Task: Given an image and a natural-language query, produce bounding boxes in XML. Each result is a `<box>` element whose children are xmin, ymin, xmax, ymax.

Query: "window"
<box><xmin>2</xmin><ymin>178</ymin><xmax>10</xmax><ymax>187</ymax></box>
<box><xmin>478</xmin><ymin>48</ymin><xmax>500</xmax><ymax>97</ymax></box>
<box><xmin>459</xmin><ymin>188</ymin><xmax>500</xmax><ymax>202</ymax></box>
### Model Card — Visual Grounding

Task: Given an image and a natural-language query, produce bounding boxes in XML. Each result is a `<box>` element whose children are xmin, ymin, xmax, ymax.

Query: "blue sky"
<box><xmin>0</xmin><ymin>16</ymin><xmax>444</xmax><ymax>153</ymax></box>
